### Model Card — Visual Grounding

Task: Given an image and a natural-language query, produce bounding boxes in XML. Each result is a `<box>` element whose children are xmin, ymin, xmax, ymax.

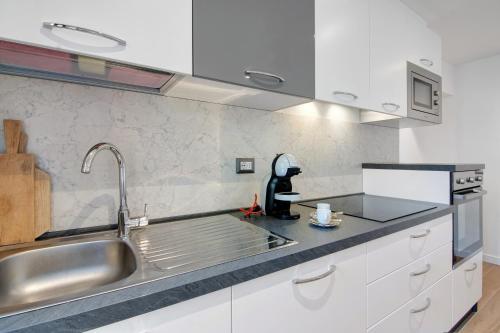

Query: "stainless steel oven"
<box><xmin>452</xmin><ymin>170</ymin><xmax>486</xmax><ymax>267</ymax></box>
<box><xmin>407</xmin><ymin>62</ymin><xmax>442</xmax><ymax>124</ymax></box>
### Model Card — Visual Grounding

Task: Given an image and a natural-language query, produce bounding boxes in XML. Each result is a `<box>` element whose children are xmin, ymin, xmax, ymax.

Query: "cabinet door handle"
<box><xmin>292</xmin><ymin>265</ymin><xmax>336</xmax><ymax>284</ymax></box>
<box><xmin>410</xmin><ymin>297</ymin><xmax>431</xmax><ymax>314</ymax></box>
<box><xmin>465</xmin><ymin>263</ymin><xmax>478</xmax><ymax>272</ymax></box>
<box><xmin>410</xmin><ymin>229</ymin><xmax>431</xmax><ymax>238</ymax></box>
<box><xmin>410</xmin><ymin>264</ymin><xmax>431</xmax><ymax>276</ymax></box>
<box><xmin>42</xmin><ymin>22</ymin><xmax>127</xmax><ymax>46</ymax></box>
<box><xmin>381</xmin><ymin>102</ymin><xmax>400</xmax><ymax>112</ymax></box>
<box><xmin>244</xmin><ymin>70</ymin><xmax>286</xmax><ymax>84</ymax></box>
<box><xmin>419</xmin><ymin>58</ymin><xmax>434</xmax><ymax>67</ymax></box>
<box><xmin>333</xmin><ymin>91</ymin><xmax>358</xmax><ymax>101</ymax></box>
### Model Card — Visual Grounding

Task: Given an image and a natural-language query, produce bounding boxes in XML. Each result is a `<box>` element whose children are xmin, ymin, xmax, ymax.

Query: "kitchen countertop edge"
<box><xmin>362</xmin><ymin>163</ymin><xmax>485</xmax><ymax>172</ymax></box>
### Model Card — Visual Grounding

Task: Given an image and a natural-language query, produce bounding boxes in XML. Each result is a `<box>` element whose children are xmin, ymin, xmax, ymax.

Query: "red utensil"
<box><xmin>240</xmin><ymin>193</ymin><xmax>263</xmax><ymax>218</ymax></box>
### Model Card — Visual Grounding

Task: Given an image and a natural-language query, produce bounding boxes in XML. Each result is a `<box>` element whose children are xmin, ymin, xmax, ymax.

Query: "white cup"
<box><xmin>317</xmin><ymin>203</ymin><xmax>331</xmax><ymax>210</ymax></box>
<box><xmin>316</xmin><ymin>209</ymin><xmax>331</xmax><ymax>224</ymax></box>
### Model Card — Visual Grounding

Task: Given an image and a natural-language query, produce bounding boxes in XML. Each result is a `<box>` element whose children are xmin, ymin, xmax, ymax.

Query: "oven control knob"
<box><xmin>476</xmin><ymin>176</ymin><xmax>483</xmax><ymax>182</ymax></box>
<box><xmin>434</xmin><ymin>91</ymin><xmax>440</xmax><ymax>97</ymax></box>
<box><xmin>457</xmin><ymin>178</ymin><xmax>466</xmax><ymax>184</ymax></box>
<box><xmin>467</xmin><ymin>177</ymin><xmax>475</xmax><ymax>183</ymax></box>
<box><xmin>433</xmin><ymin>100</ymin><xmax>440</xmax><ymax>106</ymax></box>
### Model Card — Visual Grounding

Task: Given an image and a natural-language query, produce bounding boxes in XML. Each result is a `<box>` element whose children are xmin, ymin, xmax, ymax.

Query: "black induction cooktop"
<box><xmin>299</xmin><ymin>194</ymin><xmax>437</xmax><ymax>223</ymax></box>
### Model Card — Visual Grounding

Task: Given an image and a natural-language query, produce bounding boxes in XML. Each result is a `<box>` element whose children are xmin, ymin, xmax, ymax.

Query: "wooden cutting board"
<box><xmin>34</xmin><ymin>168</ymin><xmax>51</xmax><ymax>238</ymax></box>
<box><xmin>0</xmin><ymin>154</ymin><xmax>36</xmax><ymax>245</ymax></box>
<box><xmin>3</xmin><ymin>119</ymin><xmax>22</xmax><ymax>154</ymax></box>
<box><xmin>1</xmin><ymin>119</ymin><xmax>52</xmax><ymax>245</ymax></box>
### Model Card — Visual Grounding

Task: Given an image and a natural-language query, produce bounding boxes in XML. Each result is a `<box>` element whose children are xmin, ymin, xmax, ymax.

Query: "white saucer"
<box><xmin>308</xmin><ymin>211</ymin><xmax>342</xmax><ymax>228</ymax></box>
<box><xmin>309</xmin><ymin>218</ymin><xmax>341</xmax><ymax>228</ymax></box>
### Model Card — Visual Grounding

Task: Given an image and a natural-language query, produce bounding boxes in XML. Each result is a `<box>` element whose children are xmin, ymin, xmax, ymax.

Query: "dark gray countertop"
<box><xmin>362</xmin><ymin>163</ymin><xmax>485</xmax><ymax>172</ymax></box>
<box><xmin>3</xmin><ymin>195</ymin><xmax>454</xmax><ymax>333</ymax></box>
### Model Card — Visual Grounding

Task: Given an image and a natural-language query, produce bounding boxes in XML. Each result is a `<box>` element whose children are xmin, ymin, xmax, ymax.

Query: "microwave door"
<box><xmin>411</xmin><ymin>72</ymin><xmax>439</xmax><ymax>115</ymax></box>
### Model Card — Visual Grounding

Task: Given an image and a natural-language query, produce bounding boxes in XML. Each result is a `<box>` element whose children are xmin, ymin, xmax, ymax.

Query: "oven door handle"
<box><xmin>453</xmin><ymin>189</ymin><xmax>487</xmax><ymax>203</ymax></box>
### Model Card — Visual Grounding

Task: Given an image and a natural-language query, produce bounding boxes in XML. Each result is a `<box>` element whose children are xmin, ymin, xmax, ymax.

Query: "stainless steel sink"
<box><xmin>0</xmin><ymin>214</ymin><xmax>295</xmax><ymax>318</ymax></box>
<box><xmin>133</xmin><ymin>214</ymin><xmax>295</xmax><ymax>274</ymax></box>
<box><xmin>0</xmin><ymin>239</ymin><xmax>136</xmax><ymax>310</ymax></box>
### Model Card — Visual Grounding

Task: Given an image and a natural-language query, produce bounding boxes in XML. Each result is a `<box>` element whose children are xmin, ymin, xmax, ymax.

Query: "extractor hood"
<box><xmin>360</xmin><ymin>109</ymin><xmax>441</xmax><ymax>128</ymax></box>
<box><xmin>0</xmin><ymin>40</ymin><xmax>177</xmax><ymax>94</ymax></box>
<box><xmin>0</xmin><ymin>40</ymin><xmax>310</xmax><ymax>111</ymax></box>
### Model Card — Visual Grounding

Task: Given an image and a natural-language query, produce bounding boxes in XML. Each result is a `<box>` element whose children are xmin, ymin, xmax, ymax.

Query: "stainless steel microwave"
<box><xmin>407</xmin><ymin>62</ymin><xmax>442</xmax><ymax>123</ymax></box>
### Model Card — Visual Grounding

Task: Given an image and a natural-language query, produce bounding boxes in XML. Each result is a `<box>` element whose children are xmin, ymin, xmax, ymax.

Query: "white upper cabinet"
<box><xmin>407</xmin><ymin>17</ymin><xmax>442</xmax><ymax>75</ymax></box>
<box><xmin>315</xmin><ymin>0</ymin><xmax>370</xmax><ymax>108</ymax></box>
<box><xmin>368</xmin><ymin>0</ymin><xmax>411</xmax><ymax>117</ymax></box>
<box><xmin>232</xmin><ymin>245</ymin><xmax>366</xmax><ymax>333</ymax></box>
<box><xmin>313</xmin><ymin>0</ymin><xmax>443</xmax><ymax>118</ymax></box>
<box><xmin>0</xmin><ymin>0</ymin><xmax>192</xmax><ymax>74</ymax></box>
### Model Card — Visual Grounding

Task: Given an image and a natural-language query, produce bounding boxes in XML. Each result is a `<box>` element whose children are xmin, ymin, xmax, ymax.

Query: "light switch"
<box><xmin>236</xmin><ymin>158</ymin><xmax>255</xmax><ymax>174</ymax></box>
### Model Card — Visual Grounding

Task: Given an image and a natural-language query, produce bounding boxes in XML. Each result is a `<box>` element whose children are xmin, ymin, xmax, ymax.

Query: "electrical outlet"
<box><xmin>236</xmin><ymin>158</ymin><xmax>255</xmax><ymax>174</ymax></box>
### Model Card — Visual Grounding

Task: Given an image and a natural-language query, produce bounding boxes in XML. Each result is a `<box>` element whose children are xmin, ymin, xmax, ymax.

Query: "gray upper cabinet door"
<box><xmin>193</xmin><ymin>0</ymin><xmax>315</xmax><ymax>98</ymax></box>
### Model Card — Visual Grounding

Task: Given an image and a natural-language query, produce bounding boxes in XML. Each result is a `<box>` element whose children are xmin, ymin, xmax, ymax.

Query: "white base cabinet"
<box><xmin>366</xmin><ymin>214</ymin><xmax>452</xmax><ymax>283</ymax></box>
<box><xmin>368</xmin><ymin>273</ymin><xmax>453</xmax><ymax>333</ymax></box>
<box><xmin>232</xmin><ymin>244</ymin><xmax>366</xmax><ymax>333</ymax></box>
<box><xmin>453</xmin><ymin>251</ymin><xmax>483</xmax><ymax>325</ymax></box>
<box><xmin>367</xmin><ymin>243</ymin><xmax>452</xmax><ymax>327</ymax></box>
<box><xmin>87</xmin><ymin>288</ymin><xmax>231</xmax><ymax>333</ymax></box>
<box><xmin>366</xmin><ymin>215</ymin><xmax>454</xmax><ymax>333</ymax></box>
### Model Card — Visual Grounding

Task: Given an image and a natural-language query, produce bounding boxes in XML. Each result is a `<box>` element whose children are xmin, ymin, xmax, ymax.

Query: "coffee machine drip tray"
<box><xmin>275</xmin><ymin>192</ymin><xmax>301</xmax><ymax>201</ymax></box>
<box><xmin>299</xmin><ymin>194</ymin><xmax>437</xmax><ymax>223</ymax></box>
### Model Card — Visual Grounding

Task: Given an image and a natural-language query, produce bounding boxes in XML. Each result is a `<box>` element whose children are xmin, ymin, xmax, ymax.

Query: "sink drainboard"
<box><xmin>132</xmin><ymin>214</ymin><xmax>296</xmax><ymax>274</ymax></box>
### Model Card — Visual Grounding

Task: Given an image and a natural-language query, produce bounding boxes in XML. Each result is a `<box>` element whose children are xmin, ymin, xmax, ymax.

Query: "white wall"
<box><xmin>399</xmin><ymin>56</ymin><xmax>500</xmax><ymax>263</ymax></box>
<box><xmin>0</xmin><ymin>74</ymin><xmax>398</xmax><ymax>231</ymax></box>
<box><xmin>454</xmin><ymin>55</ymin><xmax>500</xmax><ymax>264</ymax></box>
<box><xmin>442</xmin><ymin>61</ymin><xmax>456</xmax><ymax>96</ymax></box>
<box><xmin>399</xmin><ymin>94</ymin><xmax>459</xmax><ymax>163</ymax></box>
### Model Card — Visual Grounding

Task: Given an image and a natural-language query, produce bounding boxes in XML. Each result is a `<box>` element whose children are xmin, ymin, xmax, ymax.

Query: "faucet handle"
<box><xmin>127</xmin><ymin>203</ymin><xmax>149</xmax><ymax>229</ymax></box>
<box><xmin>137</xmin><ymin>203</ymin><xmax>149</xmax><ymax>227</ymax></box>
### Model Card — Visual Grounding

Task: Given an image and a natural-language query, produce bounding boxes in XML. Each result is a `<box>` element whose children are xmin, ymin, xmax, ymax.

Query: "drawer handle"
<box><xmin>42</xmin><ymin>22</ymin><xmax>127</xmax><ymax>46</ymax></box>
<box><xmin>292</xmin><ymin>265</ymin><xmax>336</xmax><ymax>285</ymax></box>
<box><xmin>381</xmin><ymin>102</ymin><xmax>400</xmax><ymax>112</ymax></box>
<box><xmin>419</xmin><ymin>58</ymin><xmax>434</xmax><ymax>67</ymax></box>
<box><xmin>410</xmin><ymin>229</ymin><xmax>431</xmax><ymax>239</ymax></box>
<box><xmin>465</xmin><ymin>263</ymin><xmax>478</xmax><ymax>272</ymax></box>
<box><xmin>333</xmin><ymin>91</ymin><xmax>358</xmax><ymax>101</ymax></box>
<box><xmin>244</xmin><ymin>70</ymin><xmax>286</xmax><ymax>84</ymax></box>
<box><xmin>410</xmin><ymin>297</ymin><xmax>431</xmax><ymax>314</ymax></box>
<box><xmin>410</xmin><ymin>264</ymin><xmax>431</xmax><ymax>276</ymax></box>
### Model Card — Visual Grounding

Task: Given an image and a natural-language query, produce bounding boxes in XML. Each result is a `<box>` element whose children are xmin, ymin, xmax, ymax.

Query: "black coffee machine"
<box><xmin>264</xmin><ymin>153</ymin><xmax>302</xmax><ymax>220</ymax></box>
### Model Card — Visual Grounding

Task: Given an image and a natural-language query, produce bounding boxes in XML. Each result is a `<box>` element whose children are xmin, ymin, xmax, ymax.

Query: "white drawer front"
<box><xmin>232</xmin><ymin>245</ymin><xmax>366</xmax><ymax>333</ymax></box>
<box><xmin>452</xmin><ymin>251</ymin><xmax>483</xmax><ymax>325</ymax></box>
<box><xmin>88</xmin><ymin>288</ymin><xmax>231</xmax><ymax>333</ymax></box>
<box><xmin>367</xmin><ymin>214</ymin><xmax>452</xmax><ymax>283</ymax></box>
<box><xmin>367</xmin><ymin>242</ymin><xmax>452</xmax><ymax>327</ymax></box>
<box><xmin>368</xmin><ymin>273</ymin><xmax>453</xmax><ymax>333</ymax></box>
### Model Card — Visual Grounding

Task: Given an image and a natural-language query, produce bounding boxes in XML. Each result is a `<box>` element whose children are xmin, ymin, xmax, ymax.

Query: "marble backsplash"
<box><xmin>0</xmin><ymin>74</ymin><xmax>398</xmax><ymax>230</ymax></box>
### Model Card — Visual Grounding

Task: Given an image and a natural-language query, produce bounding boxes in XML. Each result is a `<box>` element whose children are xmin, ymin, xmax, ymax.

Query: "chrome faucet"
<box><xmin>81</xmin><ymin>143</ymin><xmax>148</xmax><ymax>239</ymax></box>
